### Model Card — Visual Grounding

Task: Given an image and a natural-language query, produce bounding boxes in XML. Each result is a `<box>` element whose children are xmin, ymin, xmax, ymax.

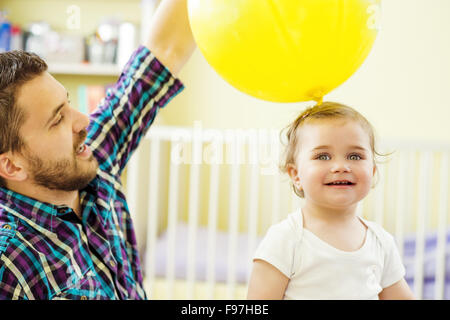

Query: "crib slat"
<box><xmin>414</xmin><ymin>152</ymin><xmax>432</xmax><ymax>299</ymax></box>
<box><xmin>386</xmin><ymin>152</ymin><xmax>397</xmax><ymax>231</ymax></box>
<box><xmin>206</xmin><ymin>138</ymin><xmax>221</xmax><ymax>299</ymax></box>
<box><xmin>395</xmin><ymin>151</ymin><xmax>407</xmax><ymax>259</ymax></box>
<box><xmin>247</xmin><ymin>137</ymin><xmax>260</xmax><ymax>283</ymax></box>
<box><xmin>186</xmin><ymin>132</ymin><xmax>202</xmax><ymax>299</ymax></box>
<box><xmin>435</xmin><ymin>152</ymin><xmax>449</xmax><ymax>300</ymax></box>
<box><xmin>144</xmin><ymin>138</ymin><xmax>161</xmax><ymax>299</ymax></box>
<box><xmin>373</xmin><ymin>164</ymin><xmax>385</xmax><ymax>225</ymax></box>
<box><xmin>405</xmin><ymin>151</ymin><xmax>417</xmax><ymax>238</ymax></box>
<box><xmin>226</xmin><ymin>139</ymin><xmax>241</xmax><ymax>299</ymax></box>
<box><xmin>165</xmin><ymin>140</ymin><xmax>181</xmax><ymax>300</ymax></box>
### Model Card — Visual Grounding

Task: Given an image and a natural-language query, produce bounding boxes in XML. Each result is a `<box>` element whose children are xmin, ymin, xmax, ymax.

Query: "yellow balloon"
<box><xmin>188</xmin><ymin>0</ymin><xmax>381</xmax><ymax>103</ymax></box>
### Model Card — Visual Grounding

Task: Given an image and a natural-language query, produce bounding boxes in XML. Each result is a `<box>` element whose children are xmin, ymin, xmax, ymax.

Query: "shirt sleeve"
<box><xmin>380</xmin><ymin>232</ymin><xmax>406</xmax><ymax>288</ymax></box>
<box><xmin>253</xmin><ymin>221</ymin><xmax>298</xmax><ymax>278</ymax></box>
<box><xmin>86</xmin><ymin>45</ymin><xmax>184</xmax><ymax>177</ymax></box>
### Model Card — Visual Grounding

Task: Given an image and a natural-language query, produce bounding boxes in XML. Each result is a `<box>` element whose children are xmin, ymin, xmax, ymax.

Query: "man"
<box><xmin>0</xmin><ymin>0</ymin><xmax>195</xmax><ymax>299</ymax></box>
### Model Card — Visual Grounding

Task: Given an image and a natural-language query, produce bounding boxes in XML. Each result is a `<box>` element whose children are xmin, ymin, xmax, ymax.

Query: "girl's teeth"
<box><xmin>329</xmin><ymin>181</ymin><xmax>351</xmax><ymax>185</ymax></box>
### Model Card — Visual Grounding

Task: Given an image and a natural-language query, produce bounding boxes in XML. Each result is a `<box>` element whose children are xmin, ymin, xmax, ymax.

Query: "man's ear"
<box><xmin>0</xmin><ymin>153</ymin><xmax>28</xmax><ymax>182</ymax></box>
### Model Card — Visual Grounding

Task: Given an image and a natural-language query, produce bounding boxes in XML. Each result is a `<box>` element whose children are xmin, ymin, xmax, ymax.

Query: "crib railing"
<box><xmin>125</xmin><ymin>124</ymin><xmax>450</xmax><ymax>300</ymax></box>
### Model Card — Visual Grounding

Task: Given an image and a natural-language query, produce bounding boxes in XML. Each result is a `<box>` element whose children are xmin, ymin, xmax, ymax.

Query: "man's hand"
<box><xmin>146</xmin><ymin>0</ymin><xmax>196</xmax><ymax>75</ymax></box>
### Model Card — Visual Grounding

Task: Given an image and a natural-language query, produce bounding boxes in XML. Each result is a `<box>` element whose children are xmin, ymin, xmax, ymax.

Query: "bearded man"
<box><xmin>0</xmin><ymin>0</ymin><xmax>195</xmax><ymax>299</ymax></box>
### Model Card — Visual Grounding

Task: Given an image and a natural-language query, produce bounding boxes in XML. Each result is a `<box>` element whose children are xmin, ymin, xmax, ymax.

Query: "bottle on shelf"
<box><xmin>0</xmin><ymin>10</ymin><xmax>11</xmax><ymax>52</ymax></box>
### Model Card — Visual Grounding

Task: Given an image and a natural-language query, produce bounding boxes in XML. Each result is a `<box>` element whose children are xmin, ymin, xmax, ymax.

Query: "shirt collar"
<box><xmin>0</xmin><ymin>175</ymin><xmax>103</xmax><ymax>231</ymax></box>
<box><xmin>0</xmin><ymin>186</ymin><xmax>63</xmax><ymax>233</ymax></box>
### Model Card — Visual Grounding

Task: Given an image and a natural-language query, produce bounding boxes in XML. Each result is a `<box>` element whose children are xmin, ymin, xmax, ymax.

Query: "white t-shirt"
<box><xmin>253</xmin><ymin>209</ymin><xmax>406</xmax><ymax>300</ymax></box>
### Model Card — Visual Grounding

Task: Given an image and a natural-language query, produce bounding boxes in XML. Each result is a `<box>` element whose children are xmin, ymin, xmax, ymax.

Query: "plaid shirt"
<box><xmin>0</xmin><ymin>46</ymin><xmax>184</xmax><ymax>299</ymax></box>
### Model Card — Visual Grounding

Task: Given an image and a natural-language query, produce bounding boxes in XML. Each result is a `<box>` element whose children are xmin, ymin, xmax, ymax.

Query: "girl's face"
<box><xmin>289</xmin><ymin>119</ymin><xmax>376</xmax><ymax>211</ymax></box>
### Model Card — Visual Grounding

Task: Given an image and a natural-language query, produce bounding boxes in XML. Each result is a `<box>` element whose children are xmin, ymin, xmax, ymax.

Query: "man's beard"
<box><xmin>24</xmin><ymin>131</ymin><xmax>98</xmax><ymax>191</ymax></box>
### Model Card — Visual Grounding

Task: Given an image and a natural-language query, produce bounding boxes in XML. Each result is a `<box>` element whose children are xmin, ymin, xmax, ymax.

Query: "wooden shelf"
<box><xmin>48</xmin><ymin>62</ymin><xmax>121</xmax><ymax>76</ymax></box>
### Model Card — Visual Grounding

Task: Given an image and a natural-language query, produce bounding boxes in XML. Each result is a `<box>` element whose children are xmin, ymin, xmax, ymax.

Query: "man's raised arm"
<box><xmin>146</xmin><ymin>0</ymin><xmax>196</xmax><ymax>75</ymax></box>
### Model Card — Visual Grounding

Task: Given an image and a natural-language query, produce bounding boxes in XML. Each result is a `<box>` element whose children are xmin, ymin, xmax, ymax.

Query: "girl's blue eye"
<box><xmin>317</xmin><ymin>154</ymin><xmax>330</xmax><ymax>160</ymax></box>
<box><xmin>349</xmin><ymin>154</ymin><xmax>362</xmax><ymax>160</ymax></box>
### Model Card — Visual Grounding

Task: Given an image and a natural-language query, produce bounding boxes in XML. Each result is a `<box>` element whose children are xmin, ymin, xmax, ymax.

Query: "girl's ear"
<box><xmin>287</xmin><ymin>164</ymin><xmax>302</xmax><ymax>190</ymax></box>
<box><xmin>371</xmin><ymin>164</ymin><xmax>378</xmax><ymax>189</ymax></box>
<box><xmin>0</xmin><ymin>153</ymin><xmax>28</xmax><ymax>183</ymax></box>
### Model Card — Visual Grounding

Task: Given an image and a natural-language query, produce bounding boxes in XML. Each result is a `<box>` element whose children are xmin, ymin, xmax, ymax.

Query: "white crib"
<box><xmin>124</xmin><ymin>124</ymin><xmax>450</xmax><ymax>300</ymax></box>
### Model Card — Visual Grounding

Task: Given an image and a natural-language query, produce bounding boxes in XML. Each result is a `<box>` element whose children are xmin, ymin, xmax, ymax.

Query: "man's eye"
<box><xmin>317</xmin><ymin>154</ymin><xmax>330</xmax><ymax>160</ymax></box>
<box><xmin>53</xmin><ymin>115</ymin><xmax>64</xmax><ymax>126</ymax></box>
<box><xmin>348</xmin><ymin>154</ymin><xmax>362</xmax><ymax>160</ymax></box>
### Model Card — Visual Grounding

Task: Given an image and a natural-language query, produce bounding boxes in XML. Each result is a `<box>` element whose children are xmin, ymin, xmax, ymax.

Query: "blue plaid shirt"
<box><xmin>0</xmin><ymin>46</ymin><xmax>184</xmax><ymax>299</ymax></box>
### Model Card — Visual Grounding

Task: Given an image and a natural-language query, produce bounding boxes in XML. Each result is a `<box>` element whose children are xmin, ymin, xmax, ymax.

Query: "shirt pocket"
<box><xmin>0</xmin><ymin>221</ymin><xmax>16</xmax><ymax>255</ymax></box>
<box><xmin>51</xmin><ymin>269</ymin><xmax>106</xmax><ymax>300</ymax></box>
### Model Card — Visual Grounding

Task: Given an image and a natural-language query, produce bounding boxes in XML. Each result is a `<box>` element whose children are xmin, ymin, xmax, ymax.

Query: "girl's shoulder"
<box><xmin>267</xmin><ymin>209</ymin><xmax>304</xmax><ymax>242</ymax></box>
<box><xmin>255</xmin><ymin>210</ymin><xmax>303</xmax><ymax>278</ymax></box>
<box><xmin>359</xmin><ymin>217</ymin><xmax>397</xmax><ymax>250</ymax></box>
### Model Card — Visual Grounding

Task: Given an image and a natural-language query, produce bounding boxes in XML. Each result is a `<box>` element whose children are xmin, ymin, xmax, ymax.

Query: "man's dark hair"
<box><xmin>0</xmin><ymin>50</ymin><xmax>48</xmax><ymax>188</ymax></box>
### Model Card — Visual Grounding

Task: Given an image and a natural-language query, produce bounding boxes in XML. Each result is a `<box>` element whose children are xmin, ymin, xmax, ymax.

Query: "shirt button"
<box><xmin>81</xmin><ymin>295</ymin><xmax>88</xmax><ymax>300</ymax></box>
<box><xmin>109</xmin><ymin>260</ymin><xmax>116</xmax><ymax>268</ymax></box>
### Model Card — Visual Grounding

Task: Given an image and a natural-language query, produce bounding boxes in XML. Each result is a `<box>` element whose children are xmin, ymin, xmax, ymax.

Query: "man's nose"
<box><xmin>72</xmin><ymin>108</ymin><xmax>90</xmax><ymax>133</ymax></box>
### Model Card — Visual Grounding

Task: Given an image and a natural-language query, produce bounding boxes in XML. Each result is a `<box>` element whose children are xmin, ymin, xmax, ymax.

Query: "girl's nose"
<box><xmin>330</xmin><ymin>160</ymin><xmax>352</xmax><ymax>173</ymax></box>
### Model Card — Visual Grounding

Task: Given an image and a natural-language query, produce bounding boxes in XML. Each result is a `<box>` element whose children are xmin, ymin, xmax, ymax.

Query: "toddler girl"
<box><xmin>247</xmin><ymin>102</ymin><xmax>414</xmax><ymax>300</ymax></box>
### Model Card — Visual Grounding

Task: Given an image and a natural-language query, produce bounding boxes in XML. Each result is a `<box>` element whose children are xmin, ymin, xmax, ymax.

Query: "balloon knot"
<box><xmin>314</xmin><ymin>96</ymin><xmax>323</xmax><ymax>106</ymax></box>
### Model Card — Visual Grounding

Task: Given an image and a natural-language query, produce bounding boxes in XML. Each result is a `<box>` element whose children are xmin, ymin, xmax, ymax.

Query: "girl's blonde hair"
<box><xmin>280</xmin><ymin>101</ymin><xmax>383</xmax><ymax>198</ymax></box>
